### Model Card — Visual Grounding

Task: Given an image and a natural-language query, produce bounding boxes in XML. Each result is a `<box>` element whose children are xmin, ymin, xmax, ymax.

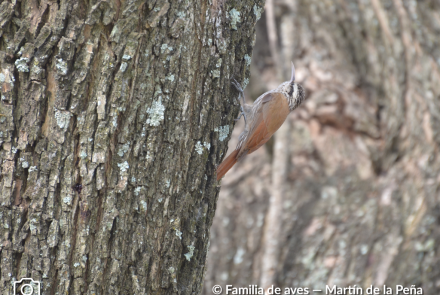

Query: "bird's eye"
<box><xmin>288</xmin><ymin>84</ymin><xmax>294</xmax><ymax>96</ymax></box>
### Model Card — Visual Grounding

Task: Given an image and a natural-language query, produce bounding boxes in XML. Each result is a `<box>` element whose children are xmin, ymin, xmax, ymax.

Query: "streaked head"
<box><xmin>278</xmin><ymin>62</ymin><xmax>306</xmax><ymax>111</ymax></box>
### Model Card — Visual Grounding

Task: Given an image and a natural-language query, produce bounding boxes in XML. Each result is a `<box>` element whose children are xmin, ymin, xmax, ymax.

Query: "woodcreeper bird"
<box><xmin>216</xmin><ymin>63</ymin><xmax>306</xmax><ymax>181</ymax></box>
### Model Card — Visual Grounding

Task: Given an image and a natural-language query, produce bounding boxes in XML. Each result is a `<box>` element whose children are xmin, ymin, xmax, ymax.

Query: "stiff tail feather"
<box><xmin>216</xmin><ymin>149</ymin><xmax>239</xmax><ymax>181</ymax></box>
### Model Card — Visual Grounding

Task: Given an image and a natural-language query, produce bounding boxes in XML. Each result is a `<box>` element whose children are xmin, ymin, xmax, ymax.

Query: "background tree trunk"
<box><xmin>0</xmin><ymin>0</ymin><xmax>263</xmax><ymax>294</ymax></box>
<box><xmin>205</xmin><ymin>0</ymin><xmax>440</xmax><ymax>294</ymax></box>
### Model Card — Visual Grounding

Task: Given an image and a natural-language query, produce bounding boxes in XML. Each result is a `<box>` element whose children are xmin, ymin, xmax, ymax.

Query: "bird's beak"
<box><xmin>290</xmin><ymin>62</ymin><xmax>295</xmax><ymax>84</ymax></box>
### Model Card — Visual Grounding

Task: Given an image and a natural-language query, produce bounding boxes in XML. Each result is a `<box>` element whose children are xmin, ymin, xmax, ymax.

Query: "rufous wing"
<box><xmin>240</xmin><ymin>92</ymin><xmax>290</xmax><ymax>155</ymax></box>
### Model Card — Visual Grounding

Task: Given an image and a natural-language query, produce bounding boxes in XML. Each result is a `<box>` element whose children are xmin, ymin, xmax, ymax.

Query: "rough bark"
<box><xmin>0</xmin><ymin>0</ymin><xmax>263</xmax><ymax>294</ymax></box>
<box><xmin>205</xmin><ymin>0</ymin><xmax>440</xmax><ymax>294</ymax></box>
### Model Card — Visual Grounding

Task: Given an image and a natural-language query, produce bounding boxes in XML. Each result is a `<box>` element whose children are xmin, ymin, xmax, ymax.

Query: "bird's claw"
<box><xmin>234</xmin><ymin>114</ymin><xmax>242</xmax><ymax>121</ymax></box>
<box><xmin>231</xmin><ymin>78</ymin><xmax>247</xmax><ymax>124</ymax></box>
<box><xmin>231</xmin><ymin>79</ymin><xmax>244</xmax><ymax>93</ymax></box>
<box><xmin>231</xmin><ymin>78</ymin><xmax>246</xmax><ymax>106</ymax></box>
<box><xmin>235</xmin><ymin>110</ymin><xmax>247</xmax><ymax>124</ymax></box>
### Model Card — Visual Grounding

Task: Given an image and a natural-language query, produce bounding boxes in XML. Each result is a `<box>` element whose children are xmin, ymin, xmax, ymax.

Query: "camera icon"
<box><xmin>13</xmin><ymin>278</ymin><xmax>40</xmax><ymax>295</ymax></box>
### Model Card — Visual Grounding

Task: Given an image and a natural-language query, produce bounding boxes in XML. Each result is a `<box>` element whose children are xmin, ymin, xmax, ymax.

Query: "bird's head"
<box><xmin>279</xmin><ymin>62</ymin><xmax>306</xmax><ymax>111</ymax></box>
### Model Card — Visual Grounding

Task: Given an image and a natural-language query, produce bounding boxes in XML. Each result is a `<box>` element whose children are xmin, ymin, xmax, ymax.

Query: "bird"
<box><xmin>216</xmin><ymin>62</ymin><xmax>306</xmax><ymax>181</ymax></box>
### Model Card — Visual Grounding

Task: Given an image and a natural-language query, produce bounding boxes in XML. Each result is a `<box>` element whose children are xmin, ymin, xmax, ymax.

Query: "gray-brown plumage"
<box><xmin>217</xmin><ymin>63</ymin><xmax>306</xmax><ymax>181</ymax></box>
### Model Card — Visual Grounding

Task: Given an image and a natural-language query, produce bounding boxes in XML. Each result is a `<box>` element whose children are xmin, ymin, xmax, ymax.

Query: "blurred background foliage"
<box><xmin>204</xmin><ymin>0</ymin><xmax>440</xmax><ymax>293</ymax></box>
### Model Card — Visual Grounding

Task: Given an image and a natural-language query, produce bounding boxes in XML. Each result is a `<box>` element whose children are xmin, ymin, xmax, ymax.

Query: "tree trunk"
<box><xmin>205</xmin><ymin>0</ymin><xmax>440</xmax><ymax>294</ymax></box>
<box><xmin>0</xmin><ymin>0</ymin><xmax>263</xmax><ymax>294</ymax></box>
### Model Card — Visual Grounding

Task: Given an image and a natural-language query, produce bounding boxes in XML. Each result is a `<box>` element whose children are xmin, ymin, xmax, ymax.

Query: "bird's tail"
<box><xmin>216</xmin><ymin>149</ymin><xmax>239</xmax><ymax>181</ymax></box>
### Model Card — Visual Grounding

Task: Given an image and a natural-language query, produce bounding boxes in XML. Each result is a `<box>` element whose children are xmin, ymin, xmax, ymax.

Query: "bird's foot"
<box><xmin>231</xmin><ymin>78</ymin><xmax>246</xmax><ymax>105</ymax></box>
<box><xmin>231</xmin><ymin>79</ymin><xmax>244</xmax><ymax>94</ymax></box>
<box><xmin>234</xmin><ymin>110</ymin><xmax>247</xmax><ymax>124</ymax></box>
